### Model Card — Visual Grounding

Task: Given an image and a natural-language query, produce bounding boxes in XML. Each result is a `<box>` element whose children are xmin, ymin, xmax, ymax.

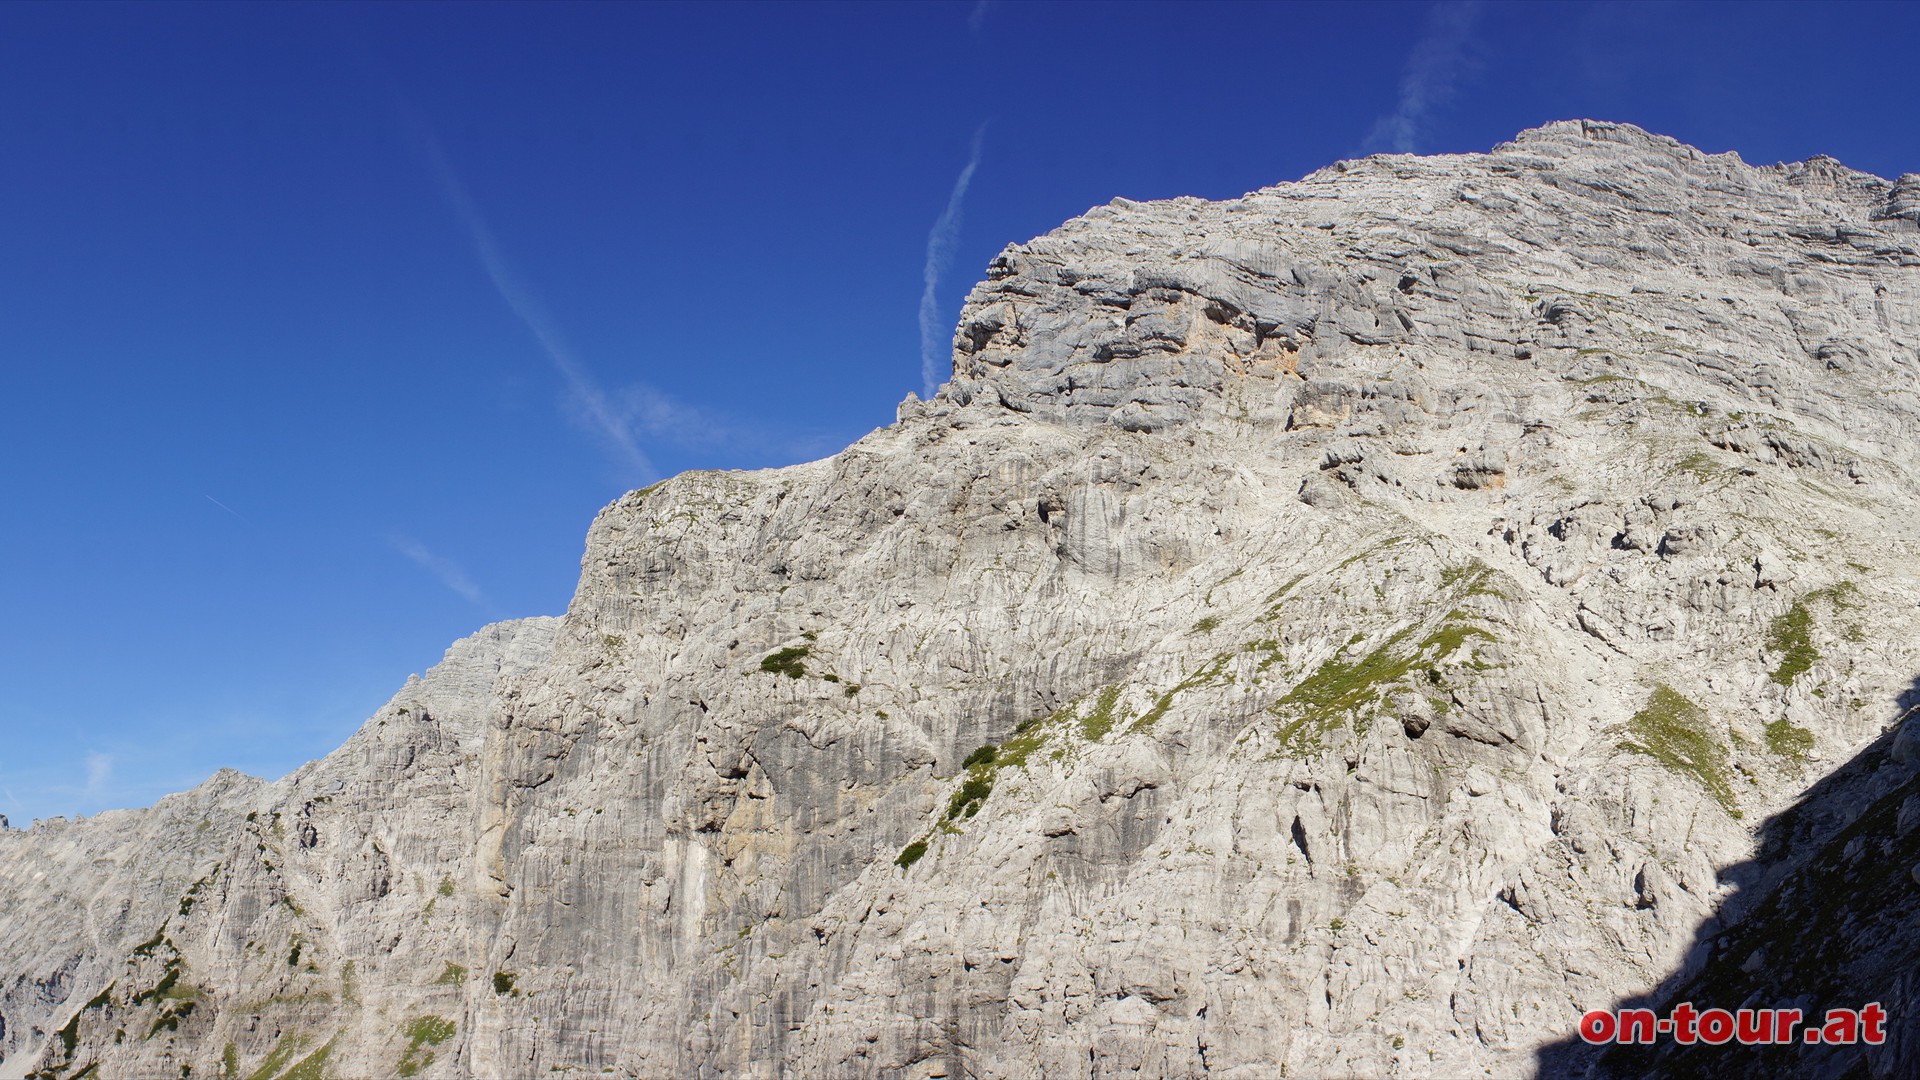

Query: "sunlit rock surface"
<box><xmin>5</xmin><ymin>121</ymin><xmax>1920</xmax><ymax>1079</ymax></box>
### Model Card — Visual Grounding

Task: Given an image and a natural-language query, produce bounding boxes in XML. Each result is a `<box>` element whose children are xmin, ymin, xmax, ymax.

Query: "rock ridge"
<box><xmin>4</xmin><ymin>121</ymin><xmax>1920</xmax><ymax>1079</ymax></box>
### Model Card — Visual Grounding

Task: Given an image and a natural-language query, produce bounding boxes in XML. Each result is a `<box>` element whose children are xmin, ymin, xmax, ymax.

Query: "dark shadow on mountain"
<box><xmin>1534</xmin><ymin>677</ymin><xmax>1920</xmax><ymax>1079</ymax></box>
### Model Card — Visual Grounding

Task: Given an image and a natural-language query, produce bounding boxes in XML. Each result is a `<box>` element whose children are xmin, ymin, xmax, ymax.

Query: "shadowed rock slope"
<box><xmin>5</xmin><ymin>120</ymin><xmax>1920</xmax><ymax>1079</ymax></box>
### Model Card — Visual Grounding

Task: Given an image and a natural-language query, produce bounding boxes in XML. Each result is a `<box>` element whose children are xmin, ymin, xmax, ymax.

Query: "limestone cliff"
<box><xmin>5</xmin><ymin>120</ymin><xmax>1920</xmax><ymax>1079</ymax></box>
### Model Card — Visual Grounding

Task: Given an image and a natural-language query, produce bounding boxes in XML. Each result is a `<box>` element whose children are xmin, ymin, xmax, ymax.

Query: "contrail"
<box><xmin>388</xmin><ymin>535</ymin><xmax>490</xmax><ymax>608</ymax></box>
<box><xmin>204</xmin><ymin>494</ymin><xmax>248</xmax><ymax>523</ymax></box>
<box><xmin>1363</xmin><ymin>0</ymin><xmax>1482</xmax><ymax>155</ymax></box>
<box><xmin>409</xmin><ymin>118</ymin><xmax>655</xmax><ymax>479</ymax></box>
<box><xmin>83</xmin><ymin>752</ymin><xmax>112</xmax><ymax>799</ymax></box>
<box><xmin>919</xmin><ymin>125</ymin><xmax>988</xmax><ymax>400</ymax></box>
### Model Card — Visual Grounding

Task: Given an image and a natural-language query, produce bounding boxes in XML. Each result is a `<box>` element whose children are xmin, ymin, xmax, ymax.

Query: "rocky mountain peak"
<box><xmin>1876</xmin><ymin>172</ymin><xmax>1920</xmax><ymax>225</ymax></box>
<box><xmin>5</xmin><ymin>123</ymin><xmax>1920</xmax><ymax>1080</ymax></box>
<box><xmin>938</xmin><ymin>118</ymin><xmax>1915</xmax><ymax>445</ymax></box>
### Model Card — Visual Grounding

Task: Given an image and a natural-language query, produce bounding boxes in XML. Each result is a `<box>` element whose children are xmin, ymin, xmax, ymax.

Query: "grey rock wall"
<box><xmin>4</xmin><ymin>120</ymin><xmax>1919</xmax><ymax>1079</ymax></box>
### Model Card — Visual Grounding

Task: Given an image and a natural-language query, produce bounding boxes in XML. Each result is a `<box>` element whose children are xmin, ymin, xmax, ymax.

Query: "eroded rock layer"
<box><xmin>6</xmin><ymin>121</ymin><xmax>1920</xmax><ymax>1079</ymax></box>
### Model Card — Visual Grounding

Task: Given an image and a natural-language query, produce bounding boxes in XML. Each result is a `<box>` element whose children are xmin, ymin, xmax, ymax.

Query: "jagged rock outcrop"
<box><xmin>4</xmin><ymin>120</ymin><xmax>1920</xmax><ymax>1079</ymax></box>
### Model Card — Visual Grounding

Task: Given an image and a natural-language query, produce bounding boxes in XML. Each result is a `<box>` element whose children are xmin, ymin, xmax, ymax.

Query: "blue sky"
<box><xmin>4</xmin><ymin>0</ymin><xmax>1917</xmax><ymax>826</ymax></box>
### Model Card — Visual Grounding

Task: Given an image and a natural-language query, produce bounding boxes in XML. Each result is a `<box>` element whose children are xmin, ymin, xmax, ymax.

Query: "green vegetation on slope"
<box><xmin>1764</xmin><ymin>718</ymin><xmax>1815</xmax><ymax>760</ymax></box>
<box><xmin>244</xmin><ymin>1032</ymin><xmax>312</xmax><ymax>1080</ymax></box>
<box><xmin>1766</xmin><ymin>604</ymin><xmax>1816</xmax><ymax>686</ymax></box>
<box><xmin>1271</xmin><ymin>610</ymin><xmax>1494</xmax><ymax>752</ymax></box>
<box><xmin>759</xmin><ymin>645</ymin><xmax>810</xmax><ymax>678</ymax></box>
<box><xmin>1765</xmin><ymin>581</ymin><xmax>1861</xmax><ymax>687</ymax></box>
<box><xmin>280</xmin><ymin>1036</ymin><xmax>339</xmax><ymax>1080</ymax></box>
<box><xmin>898</xmin><ymin>683</ymin><xmax>1128</xmax><ymax>869</ymax></box>
<box><xmin>1136</xmin><ymin>655</ymin><xmax>1232</xmax><ymax>731</ymax></box>
<box><xmin>398</xmin><ymin>1017</ymin><xmax>455</xmax><ymax>1078</ymax></box>
<box><xmin>1619</xmin><ymin>685</ymin><xmax>1737</xmax><ymax>815</ymax></box>
<box><xmin>894</xmin><ymin>840</ymin><xmax>928</xmax><ymax>869</ymax></box>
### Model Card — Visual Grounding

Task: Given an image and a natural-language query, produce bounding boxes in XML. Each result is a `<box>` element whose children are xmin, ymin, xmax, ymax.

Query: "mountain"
<box><xmin>5</xmin><ymin>120</ymin><xmax>1920</xmax><ymax>1079</ymax></box>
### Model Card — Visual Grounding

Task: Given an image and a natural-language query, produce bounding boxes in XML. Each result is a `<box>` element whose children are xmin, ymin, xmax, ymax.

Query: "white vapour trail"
<box><xmin>919</xmin><ymin>126</ymin><xmax>987</xmax><ymax>400</ymax></box>
<box><xmin>1364</xmin><ymin>0</ymin><xmax>1482</xmax><ymax>154</ymax></box>
<box><xmin>413</xmin><ymin>128</ymin><xmax>655</xmax><ymax>479</ymax></box>
<box><xmin>204</xmin><ymin>494</ymin><xmax>248</xmax><ymax>523</ymax></box>
<box><xmin>84</xmin><ymin>753</ymin><xmax>112</xmax><ymax>799</ymax></box>
<box><xmin>389</xmin><ymin>535</ymin><xmax>490</xmax><ymax>608</ymax></box>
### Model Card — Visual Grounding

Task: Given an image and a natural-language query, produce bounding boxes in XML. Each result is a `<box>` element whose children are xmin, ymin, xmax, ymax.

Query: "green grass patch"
<box><xmin>403</xmin><ymin>1017</ymin><xmax>455</xmax><ymax>1046</ymax></box>
<box><xmin>1271</xmin><ymin>607</ymin><xmax>1496</xmax><ymax>751</ymax></box>
<box><xmin>1766</xmin><ymin>603</ymin><xmax>1816</xmax><ymax>686</ymax></box>
<box><xmin>278</xmin><ymin>1022</ymin><xmax>337</xmax><ymax>1076</ymax></box>
<box><xmin>1080</xmin><ymin>685</ymin><xmax>1125</xmax><ymax>740</ymax></box>
<box><xmin>1136</xmin><ymin>655</ymin><xmax>1232</xmax><ymax>731</ymax></box>
<box><xmin>1337</xmin><ymin>536</ymin><xmax>1408</xmax><ymax>571</ymax></box>
<box><xmin>946</xmin><ymin>775</ymin><xmax>994</xmax><ymax>820</ymax></box>
<box><xmin>1438</xmin><ymin>560</ymin><xmax>1506</xmax><ymax>599</ymax></box>
<box><xmin>1817</xmin><ymin>580</ymin><xmax>1862</xmax><ymax>609</ymax></box>
<box><xmin>1764</xmin><ymin>583</ymin><xmax>1861</xmax><ymax>686</ymax></box>
<box><xmin>920</xmin><ymin>684</ymin><xmax>1122</xmax><ymax>850</ymax></box>
<box><xmin>1422</xmin><ymin>615</ymin><xmax>1497</xmax><ymax>666</ymax></box>
<box><xmin>1190</xmin><ymin>615</ymin><xmax>1220</xmax><ymax>634</ymax></box>
<box><xmin>1204</xmin><ymin>567</ymin><xmax>1244</xmax><ymax>605</ymax></box>
<box><xmin>1647</xmin><ymin>392</ymin><xmax>1710</xmax><ymax>417</ymax></box>
<box><xmin>433</xmin><ymin>961</ymin><xmax>467</xmax><ymax>985</ymax></box>
<box><xmin>1275</xmin><ymin>627</ymin><xmax>1420</xmax><ymax>747</ymax></box>
<box><xmin>245</xmin><ymin>1033</ymin><xmax>312</xmax><ymax>1080</ymax></box>
<box><xmin>397</xmin><ymin>1017</ymin><xmax>454</xmax><ymax>1079</ymax></box>
<box><xmin>998</xmin><ymin>706</ymin><xmax>1063</xmax><ymax>765</ymax></box>
<box><xmin>910</xmin><ymin>681</ymin><xmax>1140</xmax><ymax>868</ymax></box>
<box><xmin>759</xmin><ymin>645</ymin><xmax>811</xmax><ymax>678</ymax></box>
<box><xmin>1241</xmin><ymin>639</ymin><xmax>1285</xmax><ymax>674</ymax></box>
<box><xmin>1678</xmin><ymin>449</ymin><xmax>1728</xmax><ymax>479</ymax></box>
<box><xmin>1257</xmin><ymin>572</ymin><xmax>1310</xmax><ymax>622</ymax></box>
<box><xmin>1764</xmin><ymin>719</ymin><xmax>1815</xmax><ymax>760</ymax></box>
<box><xmin>1618</xmin><ymin>685</ymin><xmax>1737</xmax><ymax>814</ymax></box>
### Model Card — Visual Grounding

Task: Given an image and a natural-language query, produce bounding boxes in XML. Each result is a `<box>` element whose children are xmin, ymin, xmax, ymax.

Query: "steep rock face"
<box><xmin>5</xmin><ymin>120</ymin><xmax>1920</xmax><ymax>1079</ymax></box>
<box><xmin>0</xmin><ymin>619</ymin><xmax>559</xmax><ymax>1080</ymax></box>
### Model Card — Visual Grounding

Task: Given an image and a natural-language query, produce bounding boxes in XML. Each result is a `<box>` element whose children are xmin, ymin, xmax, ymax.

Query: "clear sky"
<box><xmin>4</xmin><ymin>0</ymin><xmax>1917</xmax><ymax>826</ymax></box>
